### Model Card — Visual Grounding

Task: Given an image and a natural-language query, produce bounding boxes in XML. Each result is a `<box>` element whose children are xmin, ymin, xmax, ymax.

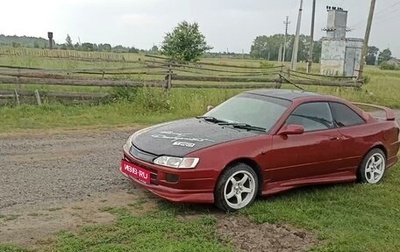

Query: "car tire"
<box><xmin>214</xmin><ymin>163</ymin><xmax>258</xmax><ymax>212</ymax></box>
<box><xmin>359</xmin><ymin>148</ymin><xmax>386</xmax><ymax>184</ymax></box>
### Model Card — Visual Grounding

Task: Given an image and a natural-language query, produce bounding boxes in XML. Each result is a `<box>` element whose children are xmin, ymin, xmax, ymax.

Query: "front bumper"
<box><xmin>120</xmin><ymin>144</ymin><xmax>216</xmax><ymax>203</ymax></box>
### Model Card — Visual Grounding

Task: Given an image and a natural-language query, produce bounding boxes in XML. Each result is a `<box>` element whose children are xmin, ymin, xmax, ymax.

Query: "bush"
<box><xmin>136</xmin><ymin>88</ymin><xmax>172</xmax><ymax>112</ymax></box>
<box><xmin>363</xmin><ymin>75</ymin><xmax>371</xmax><ymax>85</ymax></box>
<box><xmin>259</xmin><ymin>61</ymin><xmax>275</xmax><ymax>69</ymax></box>
<box><xmin>379</xmin><ymin>62</ymin><xmax>399</xmax><ymax>71</ymax></box>
<box><xmin>109</xmin><ymin>86</ymin><xmax>172</xmax><ymax>112</ymax></box>
<box><xmin>110</xmin><ymin>86</ymin><xmax>139</xmax><ymax>102</ymax></box>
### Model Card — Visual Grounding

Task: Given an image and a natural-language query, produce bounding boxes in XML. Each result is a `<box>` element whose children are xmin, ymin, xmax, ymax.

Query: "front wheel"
<box><xmin>214</xmin><ymin>163</ymin><xmax>258</xmax><ymax>212</ymax></box>
<box><xmin>359</xmin><ymin>148</ymin><xmax>386</xmax><ymax>184</ymax></box>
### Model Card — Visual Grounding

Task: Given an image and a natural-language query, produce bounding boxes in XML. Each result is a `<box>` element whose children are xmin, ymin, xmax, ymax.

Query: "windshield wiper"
<box><xmin>218</xmin><ymin>122</ymin><xmax>266</xmax><ymax>132</ymax></box>
<box><xmin>196</xmin><ymin>116</ymin><xmax>228</xmax><ymax>124</ymax></box>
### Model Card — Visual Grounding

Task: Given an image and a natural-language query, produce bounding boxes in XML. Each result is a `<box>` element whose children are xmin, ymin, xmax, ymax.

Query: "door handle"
<box><xmin>330</xmin><ymin>136</ymin><xmax>341</xmax><ymax>140</ymax></box>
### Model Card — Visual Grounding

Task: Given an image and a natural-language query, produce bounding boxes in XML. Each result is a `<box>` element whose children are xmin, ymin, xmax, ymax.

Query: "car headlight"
<box><xmin>153</xmin><ymin>156</ymin><xmax>199</xmax><ymax>169</ymax></box>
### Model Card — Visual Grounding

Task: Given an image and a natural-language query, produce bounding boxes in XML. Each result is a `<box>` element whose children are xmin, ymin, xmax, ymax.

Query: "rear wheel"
<box><xmin>214</xmin><ymin>163</ymin><xmax>258</xmax><ymax>212</ymax></box>
<box><xmin>359</xmin><ymin>148</ymin><xmax>386</xmax><ymax>184</ymax></box>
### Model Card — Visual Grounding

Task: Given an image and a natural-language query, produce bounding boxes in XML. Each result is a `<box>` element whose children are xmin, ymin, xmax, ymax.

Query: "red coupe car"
<box><xmin>120</xmin><ymin>89</ymin><xmax>399</xmax><ymax>211</ymax></box>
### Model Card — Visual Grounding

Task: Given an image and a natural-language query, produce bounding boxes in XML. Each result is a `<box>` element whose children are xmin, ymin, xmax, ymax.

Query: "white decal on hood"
<box><xmin>172</xmin><ymin>141</ymin><xmax>196</xmax><ymax>148</ymax></box>
<box><xmin>151</xmin><ymin>131</ymin><xmax>214</xmax><ymax>143</ymax></box>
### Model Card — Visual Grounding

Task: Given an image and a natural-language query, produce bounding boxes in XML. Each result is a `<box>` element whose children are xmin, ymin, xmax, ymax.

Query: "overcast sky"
<box><xmin>1</xmin><ymin>0</ymin><xmax>399</xmax><ymax>57</ymax></box>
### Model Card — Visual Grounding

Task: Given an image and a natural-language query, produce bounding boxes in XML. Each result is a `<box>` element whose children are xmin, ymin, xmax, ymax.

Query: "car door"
<box><xmin>328</xmin><ymin>102</ymin><xmax>369</xmax><ymax>172</ymax></box>
<box><xmin>268</xmin><ymin>102</ymin><xmax>344</xmax><ymax>185</ymax></box>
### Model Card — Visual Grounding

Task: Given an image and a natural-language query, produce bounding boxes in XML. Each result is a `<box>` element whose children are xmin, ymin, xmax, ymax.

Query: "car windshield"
<box><xmin>202</xmin><ymin>93</ymin><xmax>291</xmax><ymax>132</ymax></box>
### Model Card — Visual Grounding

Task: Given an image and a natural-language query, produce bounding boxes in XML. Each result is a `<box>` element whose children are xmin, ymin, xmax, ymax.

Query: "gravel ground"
<box><xmin>0</xmin><ymin>128</ymin><xmax>137</xmax><ymax>212</ymax></box>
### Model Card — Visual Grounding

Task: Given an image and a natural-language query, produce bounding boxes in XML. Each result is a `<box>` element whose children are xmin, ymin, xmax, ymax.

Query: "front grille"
<box><xmin>130</xmin><ymin>145</ymin><xmax>157</xmax><ymax>163</ymax></box>
<box><xmin>126</xmin><ymin>146</ymin><xmax>158</xmax><ymax>185</ymax></box>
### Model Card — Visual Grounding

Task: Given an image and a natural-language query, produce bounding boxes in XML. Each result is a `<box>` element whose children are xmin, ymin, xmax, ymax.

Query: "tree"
<box><xmin>129</xmin><ymin>46</ymin><xmax>139</xmax><ymax>53</ymax></box>
<box><xmin>112</xmin><ymin>45</ymin><xmax>129</xmax><ymax>53</ymax></box>
<box><xmin>65</xmin><ymin>34</ymin><xmax>73</xmax><ymax>49</ymax></box>
<box><xmin>98</xmin><ymin>43</ymin><xmax>112</xmax><ymax>52</ymax></box>
<box><xmin>249</xmin><ymin>34</ymin><xmax>322</xmax><ymax>63</ymax></box>
<box><xmin>250</xmin><ymin>35</ymin><xmax>273</xmax><ymax>60</ymax></box>
<box><xmin>161</xmin><ymin>21</ymin><xmax>212</xmax><ymax>62</ymax></box>
<box><xmin>12</xmin><ymin>42</ymin><xmax>20</xmax><ymax>48</ymax></box>
<box><xmin>366</xmin><ymin>46</ymin><xmax>379</xmax><ymax>65</ymax></box>
<box><xmin>378</xmin><ymin>48</ymin><xmax>392</xmax><ymax>65</ymax></box>
<box><xmin>81</xmin><ymin>42</ymin><xmax>94</xmax><ymax>51</ymax></box>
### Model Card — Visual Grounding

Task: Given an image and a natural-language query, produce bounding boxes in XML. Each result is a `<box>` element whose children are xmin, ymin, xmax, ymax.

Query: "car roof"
<box><xmin>245</xmin><ymin>89</ymin><xmax>324</xmax><ymax>101</ymax></box>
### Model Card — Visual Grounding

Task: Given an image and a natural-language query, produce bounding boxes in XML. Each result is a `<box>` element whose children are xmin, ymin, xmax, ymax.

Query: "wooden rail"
<box><xmin>0</xmin><ymin>54</ymin><xmax>364</xmax><ymax>106</ymax></box>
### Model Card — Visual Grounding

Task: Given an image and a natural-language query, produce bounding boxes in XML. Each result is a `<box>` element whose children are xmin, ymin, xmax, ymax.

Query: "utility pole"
<box><xmin>358</xmin><ymin>0</ymin><xmax>376</xmax><ymax>80</ymax></box>
<box><xmin>278</xmin><ymin>44</ymin><xmax>283</xmax><ymax>62</ymax></box>
<box><xmin>283</xmin><ymin>16</ymin><xmax>290</xmax><ymax>63</ymax></box>
<box><xmin>291</xmin><ymin>0</ymin><xmax>304</xmax><ymax>70</ymax></box>
<box><xmin>307</xmin><ymin>0</ymin><xmax>317</xmax><ymax>73</ymax></box>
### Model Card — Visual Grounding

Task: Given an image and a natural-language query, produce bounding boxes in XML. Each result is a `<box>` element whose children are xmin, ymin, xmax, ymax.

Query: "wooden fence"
<box><xmin>0</xmin><ymin>47</ymin><xmax>135</xmax><ymax>62</ymax></box>
<box><xmin>0</xmin><ymin>54</ymin><xmax>363</xmax><ymax>105</ymax></box>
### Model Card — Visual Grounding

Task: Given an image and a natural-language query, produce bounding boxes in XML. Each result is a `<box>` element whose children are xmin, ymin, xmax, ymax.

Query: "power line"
<box><xmin>350</xmin><ymin>6</ymin><xmax>400</xmax><ymax>31</ymax></box>
<box><xmin>371</xmin><ymin>11</ymin><xmax>400</xmax><ymax>26</ymax></box>
<box><xmin>349</xmin><ymin>0</ymin><xmax>400</xmax><ymax>29</ymax></box>
<box><xmin>349</xmin><ymin>1</ymin><xmax>399</xmax><ymax>27</ymax></box>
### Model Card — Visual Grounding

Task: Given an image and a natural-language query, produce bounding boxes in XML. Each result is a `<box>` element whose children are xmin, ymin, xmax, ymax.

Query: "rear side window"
<box><xmin>329</xmin><ymin>102</ymin><xmax>365</xmax><ymax>127</ymax></box>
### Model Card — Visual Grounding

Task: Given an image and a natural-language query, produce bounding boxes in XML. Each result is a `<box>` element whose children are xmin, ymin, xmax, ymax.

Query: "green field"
<box><xmin>1</xmin><ymin>51</ymin><xmax>400</xmax><ymax>251</ymax></box>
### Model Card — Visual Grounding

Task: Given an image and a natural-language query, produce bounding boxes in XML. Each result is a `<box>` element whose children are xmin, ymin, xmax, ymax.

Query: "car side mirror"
<box><xmin>207</xmin><ymin>105</ymin><xmax>214</xmax><ymax>112</ymax></box>
<box><xmin>278</xmin><ymin>124</ymin><xmax>305</xmax><ymax>136</ymax></box>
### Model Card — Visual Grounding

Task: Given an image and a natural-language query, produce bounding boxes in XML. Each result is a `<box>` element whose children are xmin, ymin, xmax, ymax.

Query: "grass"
<box><xmin>0</xmin><ymin>88</ymin><xmax>242</xmax><ymax>133</ymax></box>
<box><xmin>1</xmin><ymin>79</ymin><xmax>399</xmax><ymax>133</ymax></box>
<box><xmin>1</xmin><ymin>208</ymin><xmax>233</xmax><ymax>252</ymax></box>
<box><xmin>243</xmin><ymin>164</ymin><xmax>400</xmax><ymax>252</ymax></box>
<box><xmin>0</xmin><ymin>244</ymin><xmax>26</xmax><ymax>252</ymax></box>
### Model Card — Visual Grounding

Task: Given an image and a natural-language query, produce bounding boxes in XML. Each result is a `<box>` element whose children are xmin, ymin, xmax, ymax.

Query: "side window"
<box><xmin>330</xmin><ymin>102</ymin><xmax>365</xmax><ymax>127</ymax></box>
<box><xmin>286</xmin><ymin>102</ymin><xmax>334</xmax><ymax>132</ymax></box>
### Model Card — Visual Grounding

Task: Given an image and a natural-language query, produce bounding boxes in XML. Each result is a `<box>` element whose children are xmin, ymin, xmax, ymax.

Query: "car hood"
<box><xmin>133</xmin><ymin>118</ymin><xmax>261</xmax><ymax>156</ymax></box>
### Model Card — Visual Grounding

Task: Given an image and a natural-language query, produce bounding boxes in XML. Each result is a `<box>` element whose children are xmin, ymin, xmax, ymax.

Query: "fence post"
<box><xmin>34</xmin><ymin>90</ymin><xmax>42</xmax><ymax>105</ymax></box>
<box><xmin>17</xmin><ymin>69</ymin><xmax>21</xmax><ymax>89</ymax></box>
<box><xmin>167</xmin><ymin>64</ymin><xmax>172</xmax><ymax>91</ymax></box>
<box><xmin>14</xmin><ymin>89</ymin><xmax>20</xmax><ymax>106</ymax></box>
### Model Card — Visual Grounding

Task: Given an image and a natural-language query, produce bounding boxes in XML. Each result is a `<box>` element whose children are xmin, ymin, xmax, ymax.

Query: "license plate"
<box><xmin>121</xmin><ymin>160</ymin><xmax>151</xmax><ymax>184</ymax></box>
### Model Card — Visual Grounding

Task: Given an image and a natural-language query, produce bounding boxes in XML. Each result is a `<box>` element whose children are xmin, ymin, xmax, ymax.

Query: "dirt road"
<box><xmin>0</xmin><ymin>129</ymin><xmax>136</xmax><ymax>212</ymax></box>
<box><xmin>0</xmin><ymin>128</ymin><xmax>154</xmax><ymax>245</ymax></box>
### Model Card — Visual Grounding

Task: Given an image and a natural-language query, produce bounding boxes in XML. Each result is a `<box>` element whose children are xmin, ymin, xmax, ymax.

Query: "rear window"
<box><xmin>330</xmin><ymin>102</ymin><xmax>365</xmax><ymax>127</ymax></box>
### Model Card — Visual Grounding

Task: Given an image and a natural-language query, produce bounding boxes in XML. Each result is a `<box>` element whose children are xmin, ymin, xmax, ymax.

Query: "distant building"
<box><xmin>385</xmin><ymin>58</ymin><xmax>400</xmax><ymax>67</ymax></box>
<box><xmin>320</xmin><ymin>7</ymin><xmax>363</xmax><ymax>77</ymax></box>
